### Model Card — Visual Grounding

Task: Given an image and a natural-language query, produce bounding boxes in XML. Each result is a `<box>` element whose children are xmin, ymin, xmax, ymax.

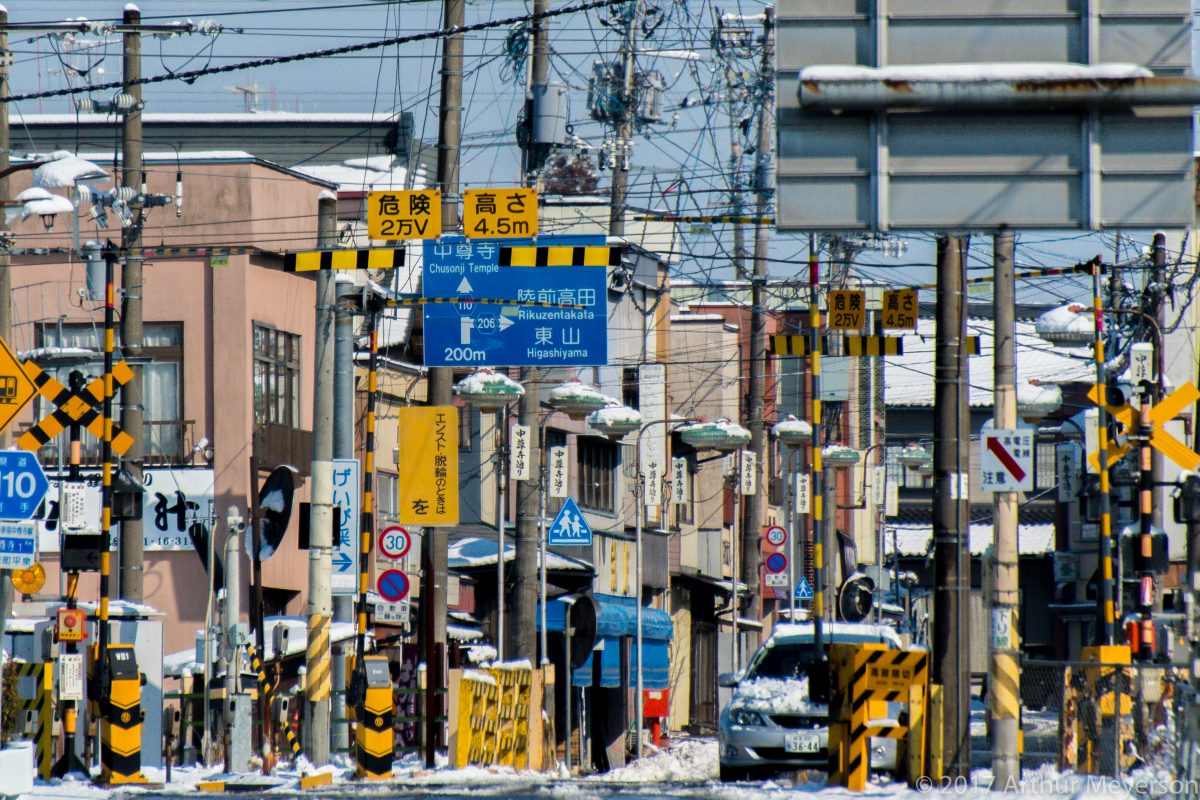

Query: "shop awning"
<box><xmin>540</xmin><ymin>594</ymin><xmax>673</xmax><ymax>689</ymax></box>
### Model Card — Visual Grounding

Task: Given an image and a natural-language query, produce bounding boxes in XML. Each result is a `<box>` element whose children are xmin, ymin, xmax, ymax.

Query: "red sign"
<box><xmin>378</xmin><ymin>525</ymin><xmax>412</xmax><ymax>560</ymax></box>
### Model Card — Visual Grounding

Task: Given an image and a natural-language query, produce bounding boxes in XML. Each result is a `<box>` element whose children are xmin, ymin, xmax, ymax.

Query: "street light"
<box><xmin>547</xmin><ymin>378</ymin><xmax>610</xmax><ymax>419</ymax></box>
<box><xmin>1034</xmin><ymin>303</ymin><xmax>1095</xmax><ymax>346</ymax></box>
<box><xmin>1016</xmin><ymin>379</ymin><xmax>1063</xmax><ymax>424</ymax></box>
<box><xmin>455</xmin><ymin>369</ymin><xmax>525</xmax><ymax>659</ymax></box>
<box><xmin>677</xmin><ymin>419</ymin><xmax>751</xmax><ymax>679</ymax></box>
<box><xmin>772</xmin><ymin>416</ymin><xmax>812</xmax><ymax>620</ymax></box>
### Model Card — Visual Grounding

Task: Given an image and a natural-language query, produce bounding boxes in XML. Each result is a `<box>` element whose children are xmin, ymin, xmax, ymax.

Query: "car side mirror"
<box><xmin>717</xmin><ymin>671</ymin><xmax>741</xmax><ymax>688</ymax></box>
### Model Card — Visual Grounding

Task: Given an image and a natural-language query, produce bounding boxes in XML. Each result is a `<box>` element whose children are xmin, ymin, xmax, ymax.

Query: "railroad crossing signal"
<box><xmin>463</xmin><ymin>188</ymin><xmax>538</xmax><ymax>238</ymax></box>
<box><xmin>0</xmin><ymin>336</ymin><xmax>36</xmax><ymax>436</ymax></box>
<box><xmin>19</xmin><ymin>360</ymin><xmax>135</xmax><ymax>455</ymax></box>
<box><xmin>1087</xmin><ymin>381</ymin><xmax>1200</xmax><ymax>472</ymax></box>
<box><xmin>283</xmin><ymin>248</ymin><xmax>405</xmax><ymax>273</ymax></box>
<box><xmin>367</xmin><ymin>189</ymin><xmax>442</xmax><ymax>240</ymax></box>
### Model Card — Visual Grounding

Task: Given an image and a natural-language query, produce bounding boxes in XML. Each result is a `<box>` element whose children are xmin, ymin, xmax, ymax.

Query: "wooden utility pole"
<box><xmin>989</xmin><ymin>230</ymin><xmax>1020</xmax><ymax>785</ymax></box>
<box><xmin>933</xmin><ymin>235</ymin><xmax>970</xmax><ymax>778</ymax></box>
<box><xmin>607</xmin><ymin>2</ymin><xmax>640</xmax><ymax>236</ymax></box>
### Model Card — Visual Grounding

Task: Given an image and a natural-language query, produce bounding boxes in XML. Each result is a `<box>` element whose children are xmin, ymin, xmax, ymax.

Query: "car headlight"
<box><xmin>730</xmin><ymin>708</ymin><xmax>766</xmax><ymax>727</ymax></box>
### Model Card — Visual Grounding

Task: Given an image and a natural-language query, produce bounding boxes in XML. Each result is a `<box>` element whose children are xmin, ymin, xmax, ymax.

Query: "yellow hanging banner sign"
<box><xmin>398</xmin><ymin>406</ymin><xmax>459</xmax><ymax>526</ymax></box>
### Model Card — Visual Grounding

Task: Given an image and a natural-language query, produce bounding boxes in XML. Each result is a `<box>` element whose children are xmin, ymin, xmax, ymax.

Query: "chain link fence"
<box><xmin>971</xmin><ymin>660</ymin><xmax>1184</xmax><ymax>777</ymax></box>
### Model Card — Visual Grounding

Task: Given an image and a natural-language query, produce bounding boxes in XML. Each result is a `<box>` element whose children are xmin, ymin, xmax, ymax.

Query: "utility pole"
<box><xmin>331</xmin><ymin>280</ymin><xmax>356</xmax><ymax>756</ymax></box>
<box><xmin>119</xmin><ymin>3</ymin><xmax>145</xmax><ymax>602</ymax></box>
<box><xmin>1149</xmin><ymin>232</ymin><xmax>1167</xmax><ymax>533</ymax></box>
<box><xmin>808</xmin><ymin>239</ymin><xmax>826</xmax><ymax>655</ymax></box>
<box><xmin>512</xmin><ymin>0</ymin><xmax>551</xmax><ymax>664</ymax></box>
<box><xmin>742</xmin><ymin>7</ymin><xmax>773</xmax><ymax>627</ymax></box>
<box><xmin>989</xmin><ymin>230</ymin><xmax>1020</xmax><ymax>786</ymax></box>
<box><xmin>932</xmin><ymin>235</ymin><xmax>970</xmax><ymax>778</ymax></box>
<box><xmin>421</xmin><ymin>0</ymin><xmax>463</xmax><ymax>766</ymax></box>
<box><xmin>0</xmin><ymin>8</ymin><xmax>14</xmax><ymax>723</ymax></box>
<box><xmin>608</xmin><ymin>1</ymin><xmax>640</xmax><ymax>237</ymax></box>
<box><xmin>303</xmin><ymin>194</ymin><xmax>337</xmax><ymax>765</ymax></box>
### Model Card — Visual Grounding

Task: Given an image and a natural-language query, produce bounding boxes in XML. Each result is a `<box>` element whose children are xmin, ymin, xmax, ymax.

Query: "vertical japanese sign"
<box><xmin>740</xmin><ymin>451</ymin><xmax>757</xmax><ymax>496</ymax></box>
<box><xmin>398</xmin><ymin>406</ymin><xmax>459</xmax><ymax>526</ymax></box>
<box><xmin>367</xmin><ymin>189</ymin><xmax>442</xmax><ymax>240</ymax></box>
<box><xmin>795</xmin><ymin>472</ymin><xmax>810</xmax><ymax>513</ymax></box>
<box><xmin>463</xmin><ymin>188</ymin><xmax>538</xmax><ymax>238</ymax></box>
<box><xmin>331</xmin><ymin>458</ymin><xmax>361</xmax><ymax>595</ymax></box>
<box><xmin>671</xmin><ymin>457</ymin><xmax>689</xmax><ymax>506</ymax></box>
<box><xmin>510</xmin><ymin>424</ymin><xmax>531</xmax><ymax>481</ymax></box>
<box><xmin>639</xmin><ymin>363</ymin><xmax>666</xmax><ymax>510</ymax></box>
<box><xmin>549</xmin><ymin>446</ymin><xmax>569</xmax><ymax>498</ymax></box>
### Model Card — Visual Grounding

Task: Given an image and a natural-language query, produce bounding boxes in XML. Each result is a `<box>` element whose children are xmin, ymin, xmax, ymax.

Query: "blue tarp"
<box><xmin>539</xmin><ymin>595</ymin><xmax>673</xmax><ymax>688</ymax></box>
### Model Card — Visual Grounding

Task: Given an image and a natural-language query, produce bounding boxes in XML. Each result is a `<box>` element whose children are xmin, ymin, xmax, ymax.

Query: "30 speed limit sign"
<box><xmin>378</xmin><ymin>525</ymin><xmax>412</xmax><ymax>560</ymax></box>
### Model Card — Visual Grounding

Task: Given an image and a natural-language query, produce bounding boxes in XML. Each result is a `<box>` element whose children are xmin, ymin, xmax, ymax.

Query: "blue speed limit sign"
<box><xmin>378</xmin><ymin>525</ymin><xmax>412</xmax><ymax>560</ymax></box>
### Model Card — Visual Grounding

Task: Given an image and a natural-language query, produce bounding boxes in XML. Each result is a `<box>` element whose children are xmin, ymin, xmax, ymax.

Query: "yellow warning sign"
<box><xmin>882</xmin><ymin>289</ymin><xmax>918</xmax><ymax>330</ymax></box>
<box><xmin>828</xmin><ymin>290</ymin><xmax>866</xmax><ymax>330</ymax></box>
<box><xmin>367</xmin><ymin>189</ymin><xmax>442</xmax><ymax>240</ymax></box>
<box><xmin>0</xmin><ymin>336</ymin><xmax>36</xmax><ymax>437</ymax></box>
<box><xmin>464</xmin><ymin>188</ymin><xmax>538</xmax><ymax>239</ymax></box>
<box><xmin>12</xmin><ymin>562</ymin><xmax>45</xmax><ymax>596</ymax></box>
<box><xmin>398</xmin><ymin>406</ymin><xmax>459</xmax><ymax>526</ymax></box>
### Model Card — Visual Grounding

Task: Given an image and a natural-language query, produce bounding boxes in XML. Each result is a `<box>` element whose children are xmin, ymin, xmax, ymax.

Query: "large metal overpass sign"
<box><xmin>775</xmin><ymin>0</ymin><xmax>1195</xmax><ymax>231</ymax></box>
<box><xmin>422</xmin><ymin>236</ymin><xmax>609</xmax><ymax>367</ymax></box>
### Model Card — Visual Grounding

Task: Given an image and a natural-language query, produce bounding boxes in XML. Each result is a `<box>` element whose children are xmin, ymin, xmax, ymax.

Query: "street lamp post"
<box><xmin>773</xmin><ymin>416</ymin><xmax>813</xmax><ymax>621</ymax></box>
<box><xmin>821</xmin><ymin>444</ymin><xmax>861</xmax><ymax>627</ymax></box>
<box><xmin>455</xmin><ymin>369</ymin><xmax>525</xmax><ymax>660</ymax></box>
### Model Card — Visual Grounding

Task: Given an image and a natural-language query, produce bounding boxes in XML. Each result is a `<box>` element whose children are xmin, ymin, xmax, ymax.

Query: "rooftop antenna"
<box><xmin>226</xmin><ymin>83</ymin><xmax>266</xmax><ymax>112</ymax></box>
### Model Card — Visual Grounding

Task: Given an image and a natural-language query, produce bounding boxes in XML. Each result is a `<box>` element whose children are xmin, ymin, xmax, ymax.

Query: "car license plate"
<box><xmin>784</xmin><ymin>733</ymin><xmax>819</xmax><ymax>754</ymax></box>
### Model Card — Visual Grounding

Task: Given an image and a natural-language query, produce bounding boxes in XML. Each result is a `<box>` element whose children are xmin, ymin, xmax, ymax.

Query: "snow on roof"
<box><xmin>884</xmin><ymin>523</ymin><xmax>1056</xmax><ymax>557</ymax></box>
<box><xmin>294</xmin><ymin>162</ymin><xmax>423</xmax><ymax>193</ymax></box>
<box><xmin>800</xmin><ymin>63</ymin><xmax>1153</xmax><ymax>83</ymax></box>
<box><xmin>885</xmin><ymin>318</ymin><xmax>1093</xmax><ymax>407</ymax></box>
<box><xmin>448</xmin><ymin>536</ymin><xmax>590</xmax><ymax>572</ymax></box>
<box><xmin>20</xmin><ymin>112</ymin><xmax>403</xmax><ymax>125</ymax></box>
<box><xmin>163</xmin><ymin>615</ymin><xmax>365</xmax><ymax>677</ymax></box>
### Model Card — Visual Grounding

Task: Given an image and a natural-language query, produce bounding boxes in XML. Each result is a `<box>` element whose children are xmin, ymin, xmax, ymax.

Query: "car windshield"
<box><xmin>744</xmin><ymin>643</ymin><xmax>810</xmax><ymax>680</ymax></box>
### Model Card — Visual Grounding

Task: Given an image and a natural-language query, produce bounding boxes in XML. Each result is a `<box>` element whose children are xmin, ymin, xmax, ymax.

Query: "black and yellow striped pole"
<box><xmin>350</xmin><ymin>306</ymin><xmax>394</xmax><ymax>780</ymax></box>
<box><xmin>808</xmin><ymin>238</ymin><xmax>826</xmax><ymax>656</ymax></box>
<box><xmin>1090</xmin><ymin>258</ymin><xmax>1116</xmax><ymax>646</ymax></box>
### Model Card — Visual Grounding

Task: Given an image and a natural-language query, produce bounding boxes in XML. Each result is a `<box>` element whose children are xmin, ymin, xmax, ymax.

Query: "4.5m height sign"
<box><xmin>422</xmin><ymin>235</ymin><xmax>609</xmax><ymax>367</ymax></box>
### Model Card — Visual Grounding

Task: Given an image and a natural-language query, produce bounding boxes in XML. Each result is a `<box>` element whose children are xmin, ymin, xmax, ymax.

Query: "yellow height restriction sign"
<box><xmin>463</xmin><ymin>188</ymin><xmax>538</xmax><ymax>238</ymax></box>
<box><xmin>367</xmin><ymin>189</ymin><xmax>442</xmax><ymax>240</ymax></box>
<box><xmin>827</xmin><ymin>289</ymin><xmax>866</xmax><ymax>330</ymax></box>
<box><xmin>882</xmin><ymin>289</ymin><xmax>918</xmax><ymax>330</ymax></box>
<box><xmin>0</xmin><ymin>335</ymin><xmax>36</xmax><ymax>436</ymax></box>
<box><xmin>398</xmin><ymin>406</ymin><xmax>460</xmax><ymax>526</ymax></box>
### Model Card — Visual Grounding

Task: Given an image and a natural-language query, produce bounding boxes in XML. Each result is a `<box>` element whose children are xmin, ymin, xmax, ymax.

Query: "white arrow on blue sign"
<box><xmin>0</xmin><ymin>451</ymin><xmax>49</xmax><ymax>521</ymax></box>
<box><xmin>331</xmin><ymin>458</ymin><xmax>361</xmax><ymax>594</ymax></box>
<box><xmin>547</xmin><ymin>496</ymin><xmax>592</xmax><ymax>547</ymax></box>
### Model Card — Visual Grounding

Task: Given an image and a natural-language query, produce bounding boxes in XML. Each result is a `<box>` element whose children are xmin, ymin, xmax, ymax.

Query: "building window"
<box><xmin>578</xmin><ymin>436</ymin><xmax>617</xmax><ymax>514</ymax></box>
<box><xmin>36</xmin><ymin>322</ymin><xmax>185</xmax><ymax>462</ymax></box>
<box><xmin>622</xmin><ymin>367</ymin><xmax>639</xmax><ymax>410</ymax></box>
<box><xmin>1036</xmin><ymin>442</ymin><xmax>1056</xmax><ymax>490</ymax></box>
<box><xmin>377</xmin><ymin>472</ymin><xmax>399</xmax><ymax>522</ymax></box>
<box><xmin>253</xmin><ymin>323</ymin><xmax>300</xmax><ymax>427</ymax></box>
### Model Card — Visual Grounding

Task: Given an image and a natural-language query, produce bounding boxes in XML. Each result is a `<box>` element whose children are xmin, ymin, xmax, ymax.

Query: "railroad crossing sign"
<box><xmin>463</xmin><ymin>188</ymin><xmax>538</xmax><ymax>239</ymax></box>
<box><xmin>980</xmin><ymin>428</ymin><xmax>1034</xmax><ymax>492</ymax></box>
<box><xmin>0</xmin><ymin>336</ymin><xmax>35</xmax><ymax>436</ymax></box>
<box><xmin>367</xmin><ymin>189</ymin><xmax>442</xmax><ymax>240</ymax></box>
<box><xmin>1087</xmin><ymin>382</ymin><xmax>1200</xmax><ymax>472</ymax></box>
<box><xmin>18</xmin><ymin>360</ymin><xmax>135</xmax><ymax>455</ymax></box>
<box><xmin>0</xmin><ymin>451</ymin><xmax>48</xmax><ymax>521</ymax></box>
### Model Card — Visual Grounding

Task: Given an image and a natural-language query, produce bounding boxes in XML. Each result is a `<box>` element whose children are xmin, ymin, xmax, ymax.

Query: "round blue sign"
<box><xmin>765</xmin><ymin>552</ymin><xmax>788</xmax><ymax>574</ymax></box>
<box><xmin>377</xmin><ymin>569</ymin><xmax>410</xmax><ymax>602</ymax></box>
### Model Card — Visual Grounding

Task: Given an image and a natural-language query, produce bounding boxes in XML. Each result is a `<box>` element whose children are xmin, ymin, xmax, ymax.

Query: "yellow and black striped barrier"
<box><xmin>13</xmin><ymin>661</ymin><xmax>53</xmax><ymax>781</ymax></box>
<box><xmin>382</xmin><ymin>296</ymin><xmax>585</xmax><ymax>310</ymax></box>
<box><xmin>915</xmin><ymin>260</ymin><xmax>1097</xmax><ymax>290</ymax></box>
<box><xmin>829</xmin><ymin>644</ymin><xmax>931</xmax><ymax>791</ymax></box>
<box><xmin>99</xmin><ymin>644</ymin><xmax>146</xmax><ymax>785</ymax></box>
<box><xmin>19</xmin><ymin>360</ymin><xmax>135</xmax><ymax>455</ymax></box>
<box><xmin>499</xmin><ymin>245</ymin><xmax>620</xmax><ymax>267</ymax></box>
<box><xmin>284</xmin><ymin>248</ymin><xmax>404</xmax><ymax>273</ymax></box>
<box><xmin>769</xmin><ymin>334</ymin><xmax>904</xmax><ymax>357</ymax></box>
<box><xmin>353</xmin><ymin>655</ymin><xmax>395</xmax><ymax>780</ymax></box>
<box><xmin>247</xmin><ymin>643</ymin><xmax>303</xmax><ymax>760</ymax></box>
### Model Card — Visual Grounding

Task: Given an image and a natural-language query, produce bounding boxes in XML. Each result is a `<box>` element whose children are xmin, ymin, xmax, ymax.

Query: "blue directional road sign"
<box><xmin>0</xmin><ymin>450</ymin><xmax>49</xmax><ymax>521</ymax></box>
<box><xmin>422</xmin><ymin>235</ymin><xmax>608</xmax><ymax>367</ymax></box>
<box><xmin>0</xmin><ymin>521</ymin><xmax>36</xmax><ymax>569</ymax></box>
<box><xmin>794</xmin><ymin>576</ymin><xmax>814</xmax><ymax>602</ymax></box>
<box><xmin>547</xmin><ymin>497</ymin><xmax>592</xmax><ymax>547</ymax></box>
<box><xmin>330</xmin><ymin>458</ymin><xmax>360</xmax><ymax>596</ymax></box>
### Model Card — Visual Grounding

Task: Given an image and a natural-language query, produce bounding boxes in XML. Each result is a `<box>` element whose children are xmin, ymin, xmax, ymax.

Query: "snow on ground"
<box><xmin>591</xmin><ymin>736</ymin><xmax>719</xmax><ymax>783</ymax></box>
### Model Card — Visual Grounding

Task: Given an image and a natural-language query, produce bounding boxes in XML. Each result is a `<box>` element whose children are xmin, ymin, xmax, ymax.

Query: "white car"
<box><xmin>718</xmin><ymin>622</ymin><xmax>905</xmax><ymax>781</ymax></box>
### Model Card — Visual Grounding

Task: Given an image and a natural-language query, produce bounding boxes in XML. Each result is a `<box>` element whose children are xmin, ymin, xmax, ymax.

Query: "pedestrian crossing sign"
<box><xmin>794</xmin><ymin>577</ymin><xmax>814</xmax><ymax>601</ymax></box>
<box><xmin>547</xmin><ymin>496</ymin><xmax>592</xmax><ymax>546</ymax></box>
